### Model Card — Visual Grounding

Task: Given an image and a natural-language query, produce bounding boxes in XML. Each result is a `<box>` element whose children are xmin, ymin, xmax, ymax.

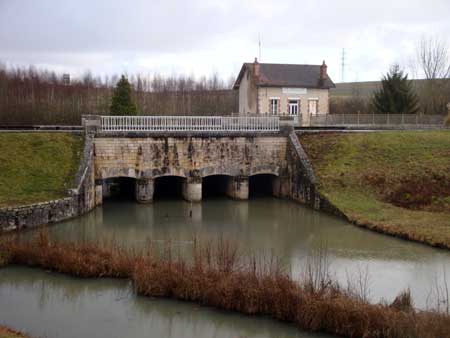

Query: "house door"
<box><xmin>308</xmin><ymin>99</ymin><xmax>318</xmax><ymax>115</ymax></box>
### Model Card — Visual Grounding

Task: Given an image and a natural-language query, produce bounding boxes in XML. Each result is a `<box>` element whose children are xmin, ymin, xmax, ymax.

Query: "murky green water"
<box><xmin>1</xmin><ymin>198</ymin><xmax>450</xmax><ymax>337</ymax></box>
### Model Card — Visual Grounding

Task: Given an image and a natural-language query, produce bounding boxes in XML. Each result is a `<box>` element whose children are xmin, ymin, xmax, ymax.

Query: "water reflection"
<box><xmin>20</xmin><ymin>198</ymin><xmax>450</xmax><ymax>308</ymax></box>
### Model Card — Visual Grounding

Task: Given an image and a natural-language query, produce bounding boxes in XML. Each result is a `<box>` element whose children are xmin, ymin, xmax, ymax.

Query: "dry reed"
<box><xmin>1</xmin><ymin>231</ymin><xmax>449</xmax><ymax>338</ymax></box>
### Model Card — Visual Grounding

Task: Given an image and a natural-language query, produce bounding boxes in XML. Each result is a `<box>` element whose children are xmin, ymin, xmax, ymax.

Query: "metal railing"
<box><xmin>310</xmin><ymin>113</ymin><xmax>445</xmax><ymax>126</ymax></box>
<box><xmin>100</xmin><ymin>116</ymin><xmax>280</xmax><ymax>132</ymax></box>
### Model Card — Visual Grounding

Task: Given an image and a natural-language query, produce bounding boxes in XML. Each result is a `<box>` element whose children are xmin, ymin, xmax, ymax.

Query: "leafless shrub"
<box><xmin>345</xmin><ymin>264</ymin><xmax>371</xmax><ymax>303</ymax></box>
<box><xmin>330</xmin><ymin>96</ymin><xmax>371</xmax><ymax>114</ymax></box>
<box><xmin>410</xmin><ymin>36</ymin><xmax>450</xmax><ymax>115</ymax></box>
<box><xmin>0</xmin><ymin>64</ymin><xmax>238</xmax><ymax>125</ymax></box>
<box><xmin>301</xmin><ymin>243</ymin><xmax>334</xmax><ymax>294</ymax></box>
<box><xmin>426</xmin><ymin>267</ymin><xmax>450</xmax><ymax>315</ymax></box>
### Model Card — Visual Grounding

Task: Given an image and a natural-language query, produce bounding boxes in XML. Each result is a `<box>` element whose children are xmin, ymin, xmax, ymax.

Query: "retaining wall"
<box><xmin>0</xmin><ymin>135</ymin><xmax>96</xmax><ymax>232</ymax></box>
<box><xmin>286</xmin><ymin>131</ymin><xmax>344</xmax><ymax>216</ymax></box>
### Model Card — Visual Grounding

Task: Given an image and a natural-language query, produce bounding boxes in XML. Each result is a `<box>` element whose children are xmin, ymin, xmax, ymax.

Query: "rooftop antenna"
<box><xmin>258</xmin><ymin>33</ymin><xmax>262</xmax><ymax>61</ymax></box>
<box><xmin>341</xmin><ymin>48</ymin><xmax>346</xmax><ymax>82</ymax></box>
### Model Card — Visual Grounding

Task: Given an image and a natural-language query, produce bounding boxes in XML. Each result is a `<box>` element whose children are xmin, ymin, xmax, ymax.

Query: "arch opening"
<box><xmin>104</xmin><ymin>177</ymin><xmax>136</xmax><ymax>201</ymax></box>
<box><xmin>154</xmin><ymin>176</ymin><xmax>184</xmax><ymax>200</ymax></box>
<box><xmin>249</xmin><ymin>174</ymin><xmax>277</xmax><ymax>198</ymax></box>
<box><xmin>202</xmin><ymin>175</ymin><xmax>230</xmax><ymax>199</ymax></box>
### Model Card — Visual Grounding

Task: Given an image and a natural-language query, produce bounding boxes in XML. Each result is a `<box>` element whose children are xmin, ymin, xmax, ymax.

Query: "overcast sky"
<box><xmin>1</xmin><ymin>0</ymin><xmax>449</xmax><ymax>83</ymax></box>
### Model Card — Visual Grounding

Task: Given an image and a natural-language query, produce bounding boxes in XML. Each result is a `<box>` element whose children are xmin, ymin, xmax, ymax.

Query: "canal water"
<box><xmin>1</xmin><ymin>197</ymin><xmax>450</xmax><ymax>338</ymax></box>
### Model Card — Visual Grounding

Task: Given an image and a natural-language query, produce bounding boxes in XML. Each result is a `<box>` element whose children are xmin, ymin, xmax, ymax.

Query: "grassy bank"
<box><xmin>1</xmin><ymin>233</ymin><xmax>450</xmax><ymax>338</ymax></box>
<box><xmin>300</xmin><ymin>131</ymin><xmax>450</xmax><ymax>248</ymax></box>
<box><xmin>0</xmin><ymin>133</ymin><xmax>83</xmax><ymax>207</ymax></box>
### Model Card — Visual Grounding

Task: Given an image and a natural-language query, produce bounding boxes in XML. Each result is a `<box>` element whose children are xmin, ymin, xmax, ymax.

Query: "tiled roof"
<box><xmin>233</xmin><ymin>62</ymin><xmax>335</xmax><ymax>89</ymax></box>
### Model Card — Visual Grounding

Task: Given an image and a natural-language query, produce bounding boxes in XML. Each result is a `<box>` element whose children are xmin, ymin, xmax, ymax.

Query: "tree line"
<box><xmin>0</xmin><ymin>65</ymin><xmax>238</xmax><ymax>125</ymax></box>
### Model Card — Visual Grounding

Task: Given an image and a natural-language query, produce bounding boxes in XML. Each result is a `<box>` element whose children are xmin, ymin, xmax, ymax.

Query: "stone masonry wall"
<box><xmin>0</xmin><ymin>135</ymin><xmax>96</xmax><ymax>232</ymax></box>
<box><xmin>94</xmin><ymin>136</ymin><xmax>288</xmax><ymax>180</ymax></box>
<box><xmin>286</xmin><ymin>131</ymin><xmax>344</xmax><ymax>216</ymax></box>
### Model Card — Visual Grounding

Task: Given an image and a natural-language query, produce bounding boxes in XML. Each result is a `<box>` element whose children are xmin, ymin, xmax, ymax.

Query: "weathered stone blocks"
<box><xmin>226</xmin><ymin>176</ymin><xmax>249</xmax><ymax>200</ymax></box>
<box><xmin>182</xmin><ymin>177</ymin><xmax>202</xmax><ymax>202</ymax></box>
<box><xmin>135</xmin><ymin>178</ymin><xmax>154</xmax><ymax>203</ymax></box>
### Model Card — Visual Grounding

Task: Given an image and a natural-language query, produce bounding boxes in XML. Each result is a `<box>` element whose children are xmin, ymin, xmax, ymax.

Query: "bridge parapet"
<box><xmin>82</xmin><ymin>115</ymin><xmax>286</xmax><ymax>136</ymax></box>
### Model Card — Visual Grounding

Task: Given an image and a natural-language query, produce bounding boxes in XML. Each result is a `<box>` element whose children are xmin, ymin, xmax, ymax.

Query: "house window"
<box><xmin>270</xmin><ymin>98</ymin><xmax>279</xmax><ymax>115</ymax></box>
<box><xmin>308</xmin><ymin>99</ymin><xmax>318</xmax><ymax>115</ymax></box>
<box><xmin>288</xmin><ymin>100</ymin><xmax>299</xmax><ymax>115</ymax></box>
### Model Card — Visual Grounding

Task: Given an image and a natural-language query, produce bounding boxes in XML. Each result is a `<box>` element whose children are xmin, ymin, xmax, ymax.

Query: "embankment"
<box><xmin>298</xmin><ymin>130</ymin><xmax>450</xmax><ymax>249</ymax></box>
<box><xmin>0</xmin><ymin>132</ymin><xmax>96</xmax><ymax>232</ymax></box>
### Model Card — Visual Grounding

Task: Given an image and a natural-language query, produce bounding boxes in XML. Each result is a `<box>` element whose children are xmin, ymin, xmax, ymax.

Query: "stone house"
<box><xmin>233</xmin><ymin>59</ymin><xmax>335</xmax><ymax>126</ymax></box>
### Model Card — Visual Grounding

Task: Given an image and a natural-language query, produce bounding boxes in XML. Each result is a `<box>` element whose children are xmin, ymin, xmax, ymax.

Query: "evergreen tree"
<box><xmin>372</xmin><ymin>65</ymin><xmax>419</xmax><ymax>114</ymax></box>
<box><xmin>110</xmin><ymin>75</ymin><xmax>137</xmax><ymax>115</ymax></box>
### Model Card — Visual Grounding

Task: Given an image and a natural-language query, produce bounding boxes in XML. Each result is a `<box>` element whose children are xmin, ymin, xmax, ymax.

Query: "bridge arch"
<box><xmin>249</xmin><ymin>164</ymin><xmax>280</xmax><ymax>177</ymax></box>
<box><xmin>202</xmin><ymin>174</ymin><xmax>233</xmax><ymax>198</ymax></box>
<box><xmin>249</xmin><ymin>173</ymin><xmax>278</xmax><ymax>197</ymax></box>
<box><xmin>99</xmin><ymin>168</ymin><xmax>139</xmax><ymax>180</ymax></box>
<box><xmin>153</xmin><ymin>175</ymin><xmax>184</xmax><ymax>200</ymax></box>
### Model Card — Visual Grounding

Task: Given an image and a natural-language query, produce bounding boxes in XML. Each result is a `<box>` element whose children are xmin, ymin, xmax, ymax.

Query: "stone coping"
<box><xmin>0</xmin><ymin>197</ymin><xmax>73</xmax><ymax>213</ymax></box>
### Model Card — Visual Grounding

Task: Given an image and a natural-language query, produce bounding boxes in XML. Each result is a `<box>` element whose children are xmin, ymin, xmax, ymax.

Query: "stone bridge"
<box><xmin>87</xmin><ymin>116</ymin><xmax>291</xmax><ymax>203</ymax></box>
<box><xmin>0</xmin><ymin>115</ymin><xmax>339</xmax><ymax>232</ymax></box>
<box><xmin>94</xmin><ymin>135</ymin><xmax>288</xmax><ymax>202</ymax></box>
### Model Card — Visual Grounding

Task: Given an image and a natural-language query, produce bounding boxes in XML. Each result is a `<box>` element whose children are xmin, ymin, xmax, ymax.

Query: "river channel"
<box><xmin>1</xmin><ymin>197</ymin><xmax>449</xmax><ymax>338</ymax></box>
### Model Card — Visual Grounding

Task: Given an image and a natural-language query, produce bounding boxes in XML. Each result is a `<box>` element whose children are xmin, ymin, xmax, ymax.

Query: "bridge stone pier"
<box><xmin>226</xmin><ymin>176</ymin><xmax>249</xmax><ymax>200</ymax></box>
<box><xmin>135</xmin><ymin>178</ymin><xmax>154</xmax><ymax>203</ymax></box>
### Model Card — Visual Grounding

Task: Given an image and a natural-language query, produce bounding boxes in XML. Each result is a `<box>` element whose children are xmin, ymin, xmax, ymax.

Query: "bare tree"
<box><xmin>412</xmin><ymin>36</ymin><xmax>450</xmax><ymax>115</ymax></box>
<box><xmin>0</xmin><ymin>64</ymin><xmax>238</xmax><ymax>125</ymax></box>
<box><xmin>417</xmin><ymin>37</ymin><xmax>450</xmax><ymax>79</ymax></box>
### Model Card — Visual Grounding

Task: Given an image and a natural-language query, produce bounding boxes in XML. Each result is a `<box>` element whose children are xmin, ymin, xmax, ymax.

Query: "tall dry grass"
<box><xmin>1</xmin><ymin>231</ymin><xmax>450</xmax><ymax>338</ymax></box>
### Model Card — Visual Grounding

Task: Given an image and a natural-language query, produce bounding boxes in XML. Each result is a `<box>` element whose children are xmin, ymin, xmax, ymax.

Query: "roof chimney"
<box><xmin>253</xmin><ymin>57</ymin><xmax>260</xmax><ymax>80</ymax></box>
<box><xmin>320</xmin><ymin>60</ymin><xmax>328</xmax><ymax>81</ymax></box>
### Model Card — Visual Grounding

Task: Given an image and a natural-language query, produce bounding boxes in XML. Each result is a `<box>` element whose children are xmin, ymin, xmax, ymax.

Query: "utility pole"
<box><xmin>258</xmin><ymin>33</ymin><xmax>262</xmax><ymax>61</ymax></box>
<box><xmin>341</xmin><ymin>48</ymin><xmax>346</xmax><ymax>83</ymax></box>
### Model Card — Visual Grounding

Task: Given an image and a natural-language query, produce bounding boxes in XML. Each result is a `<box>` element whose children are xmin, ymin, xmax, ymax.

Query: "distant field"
<box><xmin>331</xmin><ymin>81</ymin><xmax>381</xmax><ymax>98</ymax></box>
<box><xmin>331</xmin><ymin>79</ymin><xmax>450</xmax><ymax>99</ymax></box>
<box><xmin>0</xmin><ymin>133</ymin><xmax>83</xmax><ymax>207</ymax></box>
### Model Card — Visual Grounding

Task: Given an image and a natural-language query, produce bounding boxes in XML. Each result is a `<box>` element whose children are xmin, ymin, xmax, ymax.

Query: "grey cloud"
<box><xmin>0</xmin><ymin>0</ymin><xmax>449</xmax><ymax>81</ymax></box>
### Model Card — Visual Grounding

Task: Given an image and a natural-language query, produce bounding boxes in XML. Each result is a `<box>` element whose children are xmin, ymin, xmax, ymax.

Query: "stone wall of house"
<box><xmin>257</xmin><ymin>87</ymin><xmax>330</xmax><ymax>126</ymax></box>
<box><xmin>0</xmin><ymin>135</ymin><xmax>96</xmax><ymax>232</ymax></box>
<box><xmin>238</xmin><ymin>68</ymin><xmax>258</xmax><ymax>114</ymax></box>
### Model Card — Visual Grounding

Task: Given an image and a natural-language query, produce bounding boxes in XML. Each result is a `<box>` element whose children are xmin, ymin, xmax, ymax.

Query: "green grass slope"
<box><xmin>300</xmin><ymin>131</ymin><xmax>450</xmax><ymax>248</ymax></box>
<box><xmin>0</xmin><ymin>133</ymin><xmax>83</xmax><ymax>207</ymax></box>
